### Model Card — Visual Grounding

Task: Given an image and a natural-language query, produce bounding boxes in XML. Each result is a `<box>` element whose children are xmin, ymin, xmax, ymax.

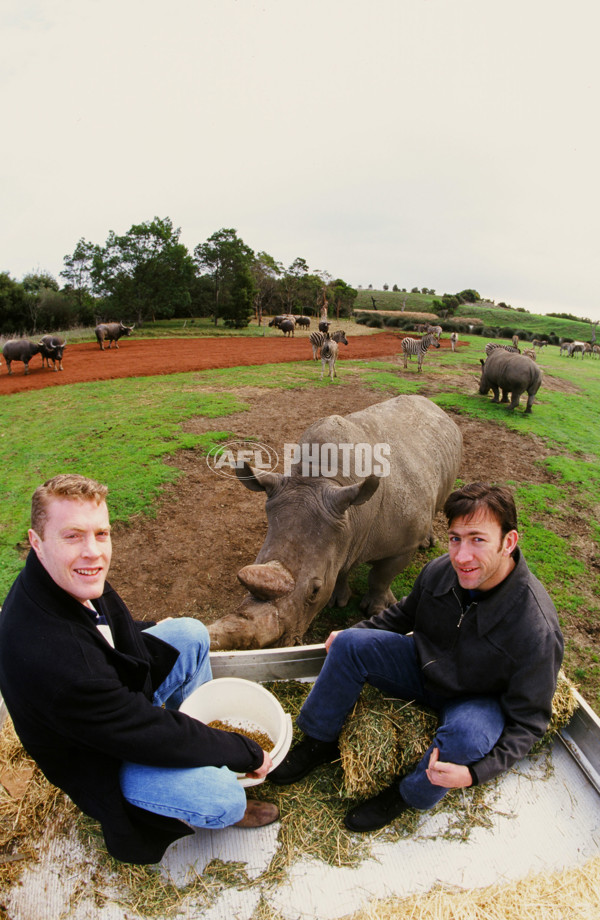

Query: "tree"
<box><xmin>223</xmin><ymin>262</ymin><xmax>255</xmax><ymax>328</ymax></box>
<box><xmin>0</xmin><ymin>273</ymin><xmax>28</xmax><ymax>335</ymax></box>
<box><xmin>194</xmin><ymin>229</ymin><xmax>255</xmax><ymax>326</ymax></box>
<box><xmin>91</xmin><ymin>217</ymin><xmax>195</xmax><ymax>323</ymax></box>
<box><xmin>329</xmin><ymin>279</ymin><xmax>358</xmax><ymax>319</ymax></box>
<box><xmin>251</xmin><ymin>251</ymin><xmax>283</xmax><ymax>325</ymax></box>
<box><xmin>61</xmin><ymin>239</ymin><xmax>96</xmax><ymax>312</ymax></box>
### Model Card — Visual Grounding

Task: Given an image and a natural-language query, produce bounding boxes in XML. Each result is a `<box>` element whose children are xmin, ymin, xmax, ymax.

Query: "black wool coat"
<box><xmin>0</xmin><ymin>551</ymin><xmax>263</xmax><ymax>864</ymax></box>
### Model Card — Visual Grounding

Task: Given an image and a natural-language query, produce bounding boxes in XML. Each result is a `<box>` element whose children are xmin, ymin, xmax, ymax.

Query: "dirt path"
<box><xmin>0</xmin><ymin>332</ymin><xmax>459</xmax><ymax>396</ymax></box>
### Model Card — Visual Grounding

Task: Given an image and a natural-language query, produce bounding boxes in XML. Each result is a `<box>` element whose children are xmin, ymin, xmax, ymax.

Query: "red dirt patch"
<box><xmin>0</xmin><ymin>333</ymin><xmax>458</xmax><ymax>396</ymax></box>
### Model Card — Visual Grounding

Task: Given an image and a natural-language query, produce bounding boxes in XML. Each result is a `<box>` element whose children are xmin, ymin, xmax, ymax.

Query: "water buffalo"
<box><xmin>318</xmin><ymin>320</ymin><xmax>331</xmax><ymax>333</ymax></box>
<box><xmin>2</xmin><ymin>339</ymin><xmax>41</xmax><ymax>375</ymax></box>
<box><xmin>279</xmin><ymin>319</ymin><xmax>295</xmax><ymax>337</ymax></box>
<box><xmin>208</xmin><ymin>394</ymin><xmax>462</xmax><ymax>649</ymax></box>
<box><xmin>296</xmin><ymin>316</ymin><xmax>310</xmax><ymax>328</ymax></box>
<box><xmin>95</xmin><ymin>322</ymin><xmax>134</xmax><ymax>350</ymax></box>
<box><xmin>479</xmin><ymin>349</ymin><xmax>543</xmax><ymax>413</ymax></box>
<box><xmin>38</xmin><ymin>335</ymin><xmax>66</xmax><ymax>371</ymax></box>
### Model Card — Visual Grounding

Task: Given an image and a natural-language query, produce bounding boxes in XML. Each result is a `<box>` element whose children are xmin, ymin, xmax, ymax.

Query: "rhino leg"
<box><xmin>525</xmin><ymin>391</ymin><xmax>535</xmax><ymax>413</ymax></box>
<box><xmin>500</xmin><ymin>388</ymin><xmax>510</xmax><ymax>403</ymax></box>
<box><xmin>328</xmin><ymin>572</ymin><xmax>353</xmax><ymax>608</ymax></box>
<box><xmin>508</xmin><ymin>390</ymin><xmax>522</xmax><ymax>410</ymax></box>
<box><xmin>490</xmin><ymin>385</ymin><xmax>500</xmax><ymax>403</ymax></box>
<box><xmin>358</xmin><ymin>552</ymin><xmax>417</xmax><ymax>616</ymax></box>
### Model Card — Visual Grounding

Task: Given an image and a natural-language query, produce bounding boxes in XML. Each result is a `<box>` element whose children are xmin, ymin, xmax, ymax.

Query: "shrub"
<box><xmin>366</xmin><ymin>315</ymin><xmax>384</xmax><ymax>328</ymax></box>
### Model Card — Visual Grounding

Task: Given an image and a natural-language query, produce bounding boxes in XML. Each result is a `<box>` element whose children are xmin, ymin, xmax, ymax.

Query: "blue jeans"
<box><xmin>119</xmin><ymin>618</ymin><xmax>247</xmax><ymax>828</ymax></box>
<box><xmin>297</xmin><ymin>628</ymin><xmax>505</xmax><ymax>810</ymax></box>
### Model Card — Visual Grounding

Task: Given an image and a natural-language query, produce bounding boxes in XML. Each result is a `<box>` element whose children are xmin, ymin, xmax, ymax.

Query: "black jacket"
<box><xmin>354</xmin><ymin>549</ymin><xmax>564</xmax><ymax>785</ymax></box>
<box><xmin>0</xmin><ymin>551</ymin><xmax>263</xmax><ymax>863</ymax></box>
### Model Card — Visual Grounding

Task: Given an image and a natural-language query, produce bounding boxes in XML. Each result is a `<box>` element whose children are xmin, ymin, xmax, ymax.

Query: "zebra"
<box><xmin>592</xmin><ymin>345</ymin><xmax>600</xmax><ymax>358</ymax></box>
<box><xmin>320</xmin><ymin>335</ymin><xmax>339</xmax><ymax>380</ymax></box>
<box><xmin>426</xmin><ymin>324</ymin><xmax>443</xmax><ymax>339</ymax></box>
<box><xmin>401</xmin><ymin>333</ymin><xmax>440</xmax><ymax>372</ymax></box>
<box><xmin>484</xmin><ymin>342</ymin><xmax>521</xmax><ymax>356</ymax></box>
<box><xmin>450</xmin><ymin>331</ymin><xmax>458</xmax><ymax>352</ymax></box>
<box><xmin>522</xmin><ymin>348</ymin><xmax>537</xmax><ymax>361</ymax></box>
<box><xmin>568</xmin><ymin>341</ymin><xmax>587</xmax><ymax>358</ymax></box>
<box><xmin>531</xmin><ymin>339</ymin><xmax>548</xmax><ymax>350</ymax></box>
<box><xmin>559</xmin><ymin>340</ymin><xmax>571</xmax><ymax>356</ymax></box>
<box><xmin>309</xmin><ymin>329</ymin><xmax>348</xmax><ymax>360</ymax></box>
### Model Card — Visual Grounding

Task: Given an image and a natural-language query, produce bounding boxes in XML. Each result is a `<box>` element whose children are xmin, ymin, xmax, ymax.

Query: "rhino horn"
<box><xmin>208</xmin><ymin>598</ymin><xmax>283</xmax><ymax>650</ymax></box>
<box><xmin>237</xmin><ymin>561</ymin><xmax>295</xmax><ymax>600</ymax></box>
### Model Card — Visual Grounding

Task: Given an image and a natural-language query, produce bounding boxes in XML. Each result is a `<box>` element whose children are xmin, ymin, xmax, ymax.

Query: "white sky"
<box><xmin>2</xmin><ymin>0</ymin><xmax>599</xmax><ymax>320</ymax></box>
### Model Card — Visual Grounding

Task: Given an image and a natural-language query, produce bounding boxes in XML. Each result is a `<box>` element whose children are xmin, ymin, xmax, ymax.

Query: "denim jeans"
<box><xmin>119</xmin><ymin>618</ymin><xmax>247</xmax><ymax>828</ymax></box>
<box><xmin>297</xmin><ymin>628</ymin><xmax>505</xmax><ymax>810</ymax></box>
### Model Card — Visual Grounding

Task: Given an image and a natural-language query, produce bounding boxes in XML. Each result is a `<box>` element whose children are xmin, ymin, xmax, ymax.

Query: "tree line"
<box><xmin>0</xmin><ymin>218</ymin><xmax>358</xmax><ymax>336</ymax></box>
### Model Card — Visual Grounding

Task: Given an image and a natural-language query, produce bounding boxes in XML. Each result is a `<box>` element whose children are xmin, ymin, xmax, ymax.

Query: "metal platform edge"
<box><xmin>559</xmin><ymin>687</ymin><xmax>600</xmax><ymax>794</ymax></box>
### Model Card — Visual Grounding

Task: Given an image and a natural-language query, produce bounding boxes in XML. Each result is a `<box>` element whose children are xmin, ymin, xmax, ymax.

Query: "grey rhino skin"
<box><xmin>479</xmin><ymin>349</ymin><xmax>543</xmax><ymax>413</ymax></box>
<box><xmin>208</xmin><ymin>394</ymin><xmax>462</xmax><ymax>650</ymax></box>
<box><xmin>2</xmin><ymin>339</ymin><xmax>41</xmax><ymax>375</ymax></box>
<box><xmin>95</xmin><ymin>322</ymin><xmax>134</xmax><ymax>350</ymax></box>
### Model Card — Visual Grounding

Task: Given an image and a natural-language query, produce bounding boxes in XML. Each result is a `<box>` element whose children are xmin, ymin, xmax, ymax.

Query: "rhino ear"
<box><xmin>235</xmin><ymin>462</ymin><xmax>283</xmax><ymax>496</ymax></box>
<box><xmin>327</xmin><ymin>474</ymin><xmax>380</xmax><ymax>515</ymax></box>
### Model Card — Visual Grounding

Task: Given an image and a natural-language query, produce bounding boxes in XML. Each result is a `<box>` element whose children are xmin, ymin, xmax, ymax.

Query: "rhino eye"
<box><xmin>310</xmin><ymin>578</ymin><xmax>323</xmax><ymax>599</ymax></box>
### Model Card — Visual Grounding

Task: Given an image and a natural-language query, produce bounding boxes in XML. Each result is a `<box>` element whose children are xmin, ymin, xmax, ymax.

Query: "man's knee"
<box><xmin>154</xmin><ymin>617</ymin><xmax>210</xmax><ymax>654</ymax></box>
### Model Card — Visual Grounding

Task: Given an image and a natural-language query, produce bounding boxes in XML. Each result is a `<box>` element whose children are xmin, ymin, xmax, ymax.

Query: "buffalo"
<box><xmin>95</xmin><ymin>322</ymin><xmax>134</xmax><ymax>350</ymax></box>
<box><xmin>279</xmin><ymin>320</ymin><xmax>295</xmax><ymax>337</ymax></box>
<box><xmin>318</xmin><ymin>320</ymin><xmax>331</xmax><ymax>333</ymax></box>
<box><xmin>2</xmin><ymin>340</ymin><xmax>41</xmax><ymax>375</ymax></box>
<box><xmin>38</xmin><ymin>335</ymin><xmax>66</xmax><ymax>371</ymax></box>
<box><xmin>295</xmin><ymin>316</ymin><xmax>310</xmax><ymax>328</ymax></box>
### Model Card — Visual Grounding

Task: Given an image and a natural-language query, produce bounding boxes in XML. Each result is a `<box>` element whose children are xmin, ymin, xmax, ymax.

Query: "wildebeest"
<box><xmin>2</xmin><ymin>339</ymin><xmax>41</xmax><ymax>375</ymax></box>
<box><xmin>479</xmin><ymin>349</ymin><xmax>543</xmax><ymax>413</ymax></box>
<box><xmin>207</xmin><ymin>395</ymin><xmax>462</xmax><ymax>649</ymax></box>
<box><xmin>38</xmin><ymin>335</ymin><xmax>66</xmax><ymax>371</ymax></box>
<box><xmin>95</xmin><ymin>322</ymin><xmax>134</xmax><ymax>350</ymax></box>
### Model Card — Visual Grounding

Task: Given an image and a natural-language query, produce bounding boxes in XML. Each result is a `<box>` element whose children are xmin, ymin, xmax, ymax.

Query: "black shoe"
<box><xmin>344</xmin><ymin>780</ymin><xmax>409</xmax><ymax>832</ymax></box>
<box><xmin>269</xmin><ymin>735</ymin><xmax>339</xmax><ymax>785</ymax></box>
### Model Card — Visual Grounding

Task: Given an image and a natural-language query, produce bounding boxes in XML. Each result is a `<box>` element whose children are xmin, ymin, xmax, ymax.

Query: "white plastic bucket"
<box><xmin>179</xmin><ymin>677</ymin><xmax>293</xmax><ymax>786</ymax></box>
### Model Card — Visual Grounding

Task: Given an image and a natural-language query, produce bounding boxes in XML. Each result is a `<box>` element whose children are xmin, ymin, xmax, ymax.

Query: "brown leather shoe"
<box><xmin>234</xmin><ymin>800</ymin><xmax>279</xmax><ymax>828</ymax></box>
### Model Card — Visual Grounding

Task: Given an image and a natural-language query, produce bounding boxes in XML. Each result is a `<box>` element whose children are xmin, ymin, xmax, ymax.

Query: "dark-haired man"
<box><xmin>0</xmin><ymin>474</ymin><xmax>278</xmax><ymax>865</ymax></box>
<box><xmin>270</xmin><ymin>482</ymin><xmax>564</xmax><ymax>832</ymax></box>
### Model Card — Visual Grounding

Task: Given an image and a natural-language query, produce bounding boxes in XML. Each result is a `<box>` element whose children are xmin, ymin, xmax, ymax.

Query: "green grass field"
<box><xmin>1</xmin><ymin>328</ymin><xmax>599</xmax><ymax>707</ymax></box>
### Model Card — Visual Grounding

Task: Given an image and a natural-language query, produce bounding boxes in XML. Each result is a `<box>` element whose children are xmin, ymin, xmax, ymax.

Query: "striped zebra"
<box><xmin>309</xmin><ymin>329</ymin><xmax>348</xmax><ymax>360</ymax></box>
<box><xmin>484</xmin><ymin>342</ymin><xmax>521</xmax><ymax>356</ymax></box>
<box><xmin>426</xmin><ymin>324</ymin><xmax>443</xmax><ymax>339</ymax></box>
<box><xmin>531</xmin><ymin>339</ymin><xmax>548</xmax><ymax>350</ymax></box>
<box><xmin>522</xmin><ymin>349</ymin><xmax>537</xmax><ymax>360</ymax></box>
<box><xmin>401</xmin><ymin>333</ymin><xmax>440</xmax><ymax>372</ymax></box>
<box><xmin>450</xmin><ymin>331</ymin><xmax>458</xmax><ymax>352</ymax></box>
<box><xmin>568</xmin><ymin>341</ymin><xmax>587</xmax><ymax>358</ymax></box>
<box><xmin>320</xmin><ymin>336</ymin><xmax>339</xmax><ymax>380</ymax></box>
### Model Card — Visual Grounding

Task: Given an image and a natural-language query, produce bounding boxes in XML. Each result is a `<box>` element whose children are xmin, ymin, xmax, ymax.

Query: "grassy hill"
<box><xmin>354</xmin><ymin>289</ymin><xmax>596</xmax><ymax>343</ymax></box>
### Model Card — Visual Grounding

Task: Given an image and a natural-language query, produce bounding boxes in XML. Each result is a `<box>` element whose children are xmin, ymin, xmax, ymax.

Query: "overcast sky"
<box><xmin>2</xmin><ymin>0</ymin><xmax>599</xmax><ymax>321</ymax></box>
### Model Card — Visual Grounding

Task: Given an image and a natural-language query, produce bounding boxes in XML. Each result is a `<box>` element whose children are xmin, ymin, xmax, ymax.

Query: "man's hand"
<box><xmin>246</xmin><ymin>750</ymin><xmax>273</xmax><ymax>780</ymax></box>
<box><xmin>426</xmin><ymin>747</ymin><xmax>473</xmax><ymax>789</ymax></box>
<box><xmin>325</xmin><ymin>630</ymin><xmax>342</xmax><ymax>652</ymax></box>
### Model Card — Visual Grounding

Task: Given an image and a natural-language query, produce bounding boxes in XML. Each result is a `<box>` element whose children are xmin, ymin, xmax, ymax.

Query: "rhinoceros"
<box><xmin>208</xmin><ymin>395</ymin><xmax>462</xmax><ymax>650</ymax></box>
<box><xmin>478</xmin><ymin>349</ymin><xmax>543</xmax><ymax>413</ymax></box>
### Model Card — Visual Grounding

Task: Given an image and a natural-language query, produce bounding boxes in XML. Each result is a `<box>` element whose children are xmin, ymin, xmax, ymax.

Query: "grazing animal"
<box><xmin>318</xmin><ymin>320</ymin><xmax>331</xmax><ymax>333</ymax></box>
<box><xmin>522</xmin><ymin>349</ymin><xmax>536</xmax><ymax>361</ymax></box>
<box><xmin>559</xmin><ymin>340</ymin><xmax>571</xmax><ymax>356</ymax></box>
<box><xmin>401</xmin><ymin>333</ymin><xmax>440</xmax><ymax>372</ymax></box>
<box><xmin>279</xmin><ymin>319</ymin><xmax>295</xmax><ymax>337</ymax></box>
<box><xmin>320</xmin><ymin>335</ymin><xmax>339</xmax><ymax>380</ymax></box>
<box><xmin>426</xmin><ymin>324</ymin><xmax>442</xmax><ymax>339</ymax></box>
<box><xmin>531</xmin><ymin>339</ymin><xmax>548</xmax><ymax>350</ymax></box>
<box><xmin>479</xmin><ymin>349</ymin><xmax>543</xmax><ymax>413</ymax></box>
<box><xmin>95</xmin><ymin>322</ymin><xmax>134</xmax><ymax>350</ymax></box>
<box><xmin>309</xmin><ymin>329</ymin><xmax>348</xmax><ymax>360</ymax></box>
<box><xmin>295</xmin><ymin>316</ymin><xmax>310</xmax><ymax>328</ymax></box>
<box><xmin>2</xmin><ymin>339</ymin><xmax>41</xmax><ymax>375</ymax></box>
<box><xmin>484</xmin><ymin>342</ymin><xmax>521</xmax><ymax>356</ymax></box>
<box><xmin>450</xmin><ymin>332</ymin><xmax>458</xmax><ymax>352</ymax></box>
<box><xmin>38</xmin><ymin>335</ymin><xmax>66</xmax><ymax>371</ymax></box>
<box><xmin>512</xmin><ymin>334</ymin><xmax>520</xmax><ymax>348</ymax></box>
<box><xmin>414</xmin><ymin>324</ymin><xmax>429</xmax><ymax>334</ymax></box>
<box><xmin>568</xmin><ymin>341</ymin><xmax>587</xmax><ymax>358</ymax></box>
<box><xmin>592</xmin><ymin>345</ymin><xmax>600</xmax><ymax>359</ymax></box>
<box><xmin>207</xmin><ymin>395</ymin><xmax>463</xmax><ymax>649</ymax></box>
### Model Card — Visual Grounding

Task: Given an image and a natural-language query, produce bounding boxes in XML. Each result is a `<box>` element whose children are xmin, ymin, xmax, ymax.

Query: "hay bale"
<box><xmin>339</xmin><ymin>672</ymin><xmax>579</xmax><ymax>798</ymax></box>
